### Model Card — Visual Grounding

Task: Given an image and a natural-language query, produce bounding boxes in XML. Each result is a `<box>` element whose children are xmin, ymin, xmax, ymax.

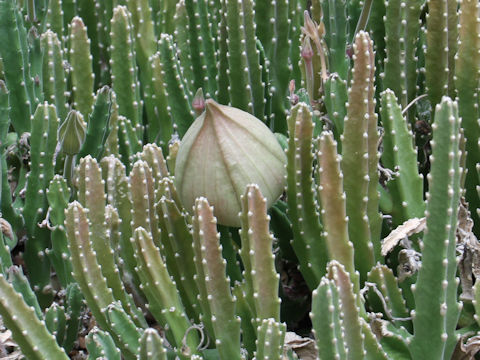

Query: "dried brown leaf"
<box><xmin>397</xmin><ymin>249</ymin><xmax>421</xmax><ymax>282</ymax></box>
<box><xmin>381</xmin><ymin>217</ymin><xmax>426</xmax><ymax>256</ymax></box>
<box><xmin>0</xmin><ymin>218</ymin><xmax>14</xmax><ymax>244</ymax></box>
<box><xmin>283</xmin><ymin>332</ymin><xmax>317</xmax><ymax>360</ymax></box>
<box><xmin>457</xmin><ymin>198</ymin><xmax>480</xmax><ymax>300</ymax></box>
<box><xmin>452</xmin><ymin>333</ymin><xmax>480</xmax><ymax>360</ymax></box>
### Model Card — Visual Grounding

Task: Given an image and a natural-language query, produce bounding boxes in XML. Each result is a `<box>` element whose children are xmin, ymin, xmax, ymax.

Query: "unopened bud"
<box><xmin>57</xmin><ymin>110</ymin><xmax>86</xmax><ymax>156</ymax></box>
<box><xmin>175</xmin><ymin>99</ymin><xmax>287</xmax><ymax>227</ymax></box>
<box><xmin>192</xmin><ymin>88</ymin><xmax>206</xmax><ymax>116</ymax></box>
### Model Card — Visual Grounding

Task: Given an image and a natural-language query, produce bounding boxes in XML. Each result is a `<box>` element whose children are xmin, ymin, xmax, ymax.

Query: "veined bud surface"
<box><xmin>58</xmin><ymin>110</ymin><xmax>86</xmax><ymax>155</ymax></box>
<box><xmin>175</xmin><ymin>99</ymin><xmax>286</xmax><ymax>227</ymax></box>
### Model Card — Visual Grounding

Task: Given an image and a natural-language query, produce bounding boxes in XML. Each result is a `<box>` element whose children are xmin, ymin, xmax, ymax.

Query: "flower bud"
<box><xmin>58</xmin><ymin>110</ymin><xmax>86</xmax><ymax>155</ymax></box>
<box><xmin>192</xmin><ymin>88</ymin><xmax>206</xmax><ymax>116</ymax></box>
<box><xmin>175</xmin><ymin>99</ymin><xmax>286</xmax><ymax>227</ymax></box>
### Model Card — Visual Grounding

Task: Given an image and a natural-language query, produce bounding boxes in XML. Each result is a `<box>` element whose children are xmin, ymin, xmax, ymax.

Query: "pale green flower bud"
<box><xmin>175</xmin><ymin>99</ymin><xmax>286</xmax><ymax>227</ymax></box>
<box><xmin>58</xmin><ymin>110</ymin><xmax>86</xmax><ymax>156</ymax></box>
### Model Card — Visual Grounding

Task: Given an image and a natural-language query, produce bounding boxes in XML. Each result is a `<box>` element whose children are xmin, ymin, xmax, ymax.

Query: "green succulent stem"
<box><xmin>0</xmin><ymin>273</ymin><xmax>69</xmax><ymax>359</ymax></box>
<box><xmin>192</xmin><ymin>198</ymin><xmax>241</xmax><ymax>360</ymax></box>
<box><xmin>410</xmin><ymin>97</ymin><xmax>462</xmax><ymax>360</ymax></box>
<box><xmin>286</xmin><ymin>102</ymin><xmax>328</xmax><ymax>289</ymax></box>
<box><xmin>341</xmin><ymin>31</ymin><xmax>376</xmax><ymax>281</ymax></box>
